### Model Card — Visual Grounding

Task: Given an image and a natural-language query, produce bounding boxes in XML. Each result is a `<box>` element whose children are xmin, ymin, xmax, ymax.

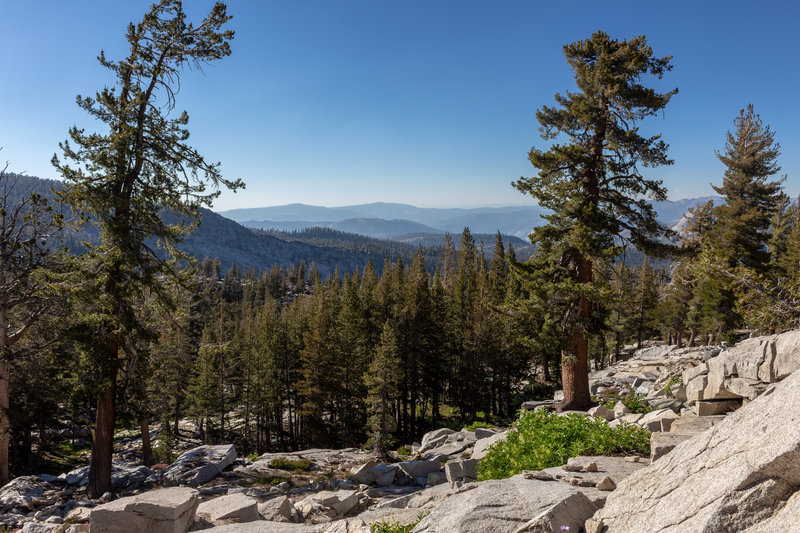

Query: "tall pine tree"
<box><xmin>514</xmin><ymin>31</ymin><xmax>676</xmax><ymax>409</ymax></box>
<box><xmin>52</xmin><ymin>1</ymin><xmax>238</xmax><ymax>496</ymax></box>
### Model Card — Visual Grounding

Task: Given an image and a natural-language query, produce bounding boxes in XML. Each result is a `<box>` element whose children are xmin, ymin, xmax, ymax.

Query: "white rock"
<box><xmin>419</xmin><ymin>428</ymin><xmax>455</xmax><ymax>450</ymax></box>
<box><xmin>638</xmin><ymin>408</ymin><xmax>679</xmax><ymax>432</ymax></box>
<box><xmin>195</xmin><ymin>493</ymin><xmax>260</xmax><ymax>526</ymax></box>
<box><xmin>349</xmin><ymin>464</ymin><xmax>397</xmax><ymax>485</ymax></box>
<box><xmin>470</xmin><ymin>430</ymin><xmax>508</xmax><ymax>460</ymax></box>
<box><xmin>163</xmin><ymin>444</ymin><xmax>237</xmax><ymax>486</ymax></box>
<box><xmin>90</xmin><ymin>487</ymin><xmax>199</xmax><ymax>533</ymax></box>
<box><xmin>590</xmin><ymin>368</ymin><xmax>800</xmax><ymax>532</ymax></box>
<box><xmin>397</xmin><ymin>459</ymin><xmax>441</xmax><ymax>480</ymax></box>
<box><xmin>613</xmin><ymin>402</ymin><xmax>631</xmax><ymax>418</ymax></box>
<box><xmin>413</xmin><ymin>475</ymin><xmax>600</xmax><ymax>532</ymax></box>
<box><xmin>258</xmin><ymin>496</ymin><xmax>294</xmax><ymax>522</ymax></box>
<box><xmin>588</xmin><ymin>405</ymin><xmax>615</xmax><ymax>421</ymax></box>
<box><xmin>682</xmin><ymin>362</ymin><xmax>708</xmax><ymax>384</ymax></box>
<box><xmin>768</xmin><ymin>330</ymin><xmax>800</xmax><ymax>381</ymax></box>
<box><xmin>596</xmin><ymin>476</ymin><xmax>616</xmax><ymax>491</ymax></box>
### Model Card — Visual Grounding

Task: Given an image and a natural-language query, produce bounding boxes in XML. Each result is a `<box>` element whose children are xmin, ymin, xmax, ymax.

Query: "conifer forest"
<box><xmin>1</xmin><ymin>1</ymin><xmax>798</xmax><ymax>500</ymax></box>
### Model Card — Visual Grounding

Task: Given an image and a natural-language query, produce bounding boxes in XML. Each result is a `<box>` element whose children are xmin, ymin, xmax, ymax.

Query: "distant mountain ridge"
<box><xmin>220</xmin><ymin>198</ymin><xmax>720</xmax><ymax>240</ymax></box>
<box><xmin>243</xmin><ymin>217</ymin><xmax>446</xmax><ymax>239</ymax></box>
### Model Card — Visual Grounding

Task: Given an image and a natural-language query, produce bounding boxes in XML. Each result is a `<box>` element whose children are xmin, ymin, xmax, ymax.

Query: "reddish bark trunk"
<box><xmin>559</xmin><ymin>252</ymin><xmax>593</xmax><ymax>411</ymax></box>
<box><xmin>88</xmin><ymin>378</ymin><xmax>116</xmax><ymax>498</ymax></box>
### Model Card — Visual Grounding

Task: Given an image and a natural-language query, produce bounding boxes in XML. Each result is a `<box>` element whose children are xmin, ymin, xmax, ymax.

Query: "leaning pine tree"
<box><xmin>52</xmin><ymin>1</ymin><xmax>240</xmax><ymax>497</ymax></box>
<box><xmin>514</xmin><ymin>31</ymin><xmax>677</xmax><ymax>410</ymax></box>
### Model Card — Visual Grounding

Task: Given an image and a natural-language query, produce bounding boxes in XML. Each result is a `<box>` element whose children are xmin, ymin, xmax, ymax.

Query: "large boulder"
<box><xmin>163</xmin><ymin>444</ymin><xmax>236</xmax><ymax>486</ymax></box>
<box><xmin>349</xmin><ymin>464</ymin><xmax>397</xmax><ymax>485</ymax></box>
<box><xmin>470</xmin><ymin>430</ymin><xmax>507</xmax><ymax>461</ymax></box>
<box><xmin>194</xmin><ymin>493</ymin><xmax>261</xmax><ymax>527</ymax></box>
<box><xmin>0</xmin><ymin>476</ymin><xmax>52</xmax><ymax>511</ymax></box>
<box><xmin>589</xmin><ymin>368</ymin><xmax>800</xmax><ymax>532</ymax></box>
<box><xmin>418</xmin><ymin>429</ymin><xmax>454</xmax><ymax>452</ymax></box>
<box><xmin>397</xmin><ymin>459</ymin><xmax>442</xmax><ymax>481</ymax></box>
<box><xmin>90</xmin><ymin>487</ymin><xmax>198</xmax><ymax>533</ymax></box>
<box><xmin>412</xmin><ymin>475</ymin><xmax>600</xmax><ymax>532</ymax></box>
<box><xmin>199</xmin><ymin>524</ymin><xmax>321</xmax><ymax>532</ymax></box>
<box><xmin>258</xmin><ymin>495</ymin><xmax>295</xmax><ymax>522</ymax></box>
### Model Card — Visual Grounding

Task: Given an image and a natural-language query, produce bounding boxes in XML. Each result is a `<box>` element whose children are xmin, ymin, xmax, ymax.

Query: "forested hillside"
<box><xmin>3</xmin><ymin>8</ymin><xmax>799</xmax><ymax>508</ymax></box>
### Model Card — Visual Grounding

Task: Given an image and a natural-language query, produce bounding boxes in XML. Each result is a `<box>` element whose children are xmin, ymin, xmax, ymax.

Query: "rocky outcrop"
<box><xmin>163</xmin><ymin>445</ymin><xmax>237</xmax><ymax>487</ymax></box>
<box><xmin>413</xmin><ymin>475</ymin><xmax>600</xmax><ymax>532</ymax></box>
<box><xmin>194</xmin><ymin>492</ymin><xmax>261</xmax><ymax>528</ymax></box>
<box><xmin>680</xmin><ymin>330</ymin><xmax>800</xmax><ymax>410</ymax></box>
<box><xmin>588</xmin><ymin>368</ymin><xmax>800</xmax><ymax>532</ymax></box>
<box><xmin>90</xmin><ymin>487</ymin><xmax>199</xmax><ymax>533</ymax></box>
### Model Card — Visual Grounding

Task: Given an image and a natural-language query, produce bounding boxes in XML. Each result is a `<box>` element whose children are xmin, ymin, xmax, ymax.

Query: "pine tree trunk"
<box><xmin>0</xmin><ymin>358</ymin><xmax>9</xmax><ymax>486</ymax></box>
<box><xmin>88</xmin><ymin>378</ymin><xmax>116</xmax><ymax>498</ymax></box>
<box><xmin>559</xmin><ymin>253</ymin><xmax>592</xmax><ymax>411</ymax></box>
<box><xmin>0</xmin><ymin>301</ymin><xmax>9</xmax><ymax>485</ymax></box>
<box><xmin>140</xmin><ymin>418</ymin><xmax>152</xmax><ymax>467</ymax></box>
<box><xmin>688</xmin><ymin>329</ymin><xmax>696</xmax><ymax>347</ymax></box>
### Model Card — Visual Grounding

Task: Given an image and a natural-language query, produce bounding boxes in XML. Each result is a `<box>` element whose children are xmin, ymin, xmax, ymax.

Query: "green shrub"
<box><xmin>269</xmin><ymin>458</ymin><xmax>312</xmax><ymax>471</ymax></box>
<box><xmin>396</xmin><ymin>446</ymin><xmax>412</xmax><ymax>456</ymax></box>
<box><xmin>476</xmin><ymin>409</ymin><xmax>650</xmax><ymax>481</ymax></box>
<box><xmin>598</xmin><ymin>391</ymin><xmax>654</xmax><ymax>414</ymax></box>
<box><xmin>370</xmin><ymin>512</ymin><xmax>429</xmax><ymax>533</ymax></box>
<box><xmin>664</xmin><ymin>375</ymin><xmax>683</xmax><ymax>395</ymax></box>
<box><xmin>620</xmin><ymin>392</ymin><xmax>653</xmax><ymax>414</ymax></box>
<box><xmin>466</xmin><ymin>421</ymin><xmax>493</xmax><ymax>431</ymax></box>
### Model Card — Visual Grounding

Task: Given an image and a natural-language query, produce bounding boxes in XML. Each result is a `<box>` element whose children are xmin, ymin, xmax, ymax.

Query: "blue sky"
<box><xmin>2</xmin><ymin>1</ymin><xmax>798</xmax><ymax>211</ymax></box>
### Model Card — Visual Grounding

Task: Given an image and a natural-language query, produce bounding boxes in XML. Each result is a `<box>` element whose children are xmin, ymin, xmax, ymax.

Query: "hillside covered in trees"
<box><xmin>2</xmin><ymin>2</ymin><xmax>798</xmax><ymax>508</ymax></box>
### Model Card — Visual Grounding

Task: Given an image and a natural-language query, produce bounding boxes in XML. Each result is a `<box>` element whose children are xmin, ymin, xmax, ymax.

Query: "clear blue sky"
<box><xmin>2</xmin><ymin>1</ymin><xmax>798</xmax><ymax>211</ymax></box>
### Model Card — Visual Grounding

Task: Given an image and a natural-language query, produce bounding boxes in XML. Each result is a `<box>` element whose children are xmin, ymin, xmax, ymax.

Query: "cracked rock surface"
<box><xmin>590</xmin><ymin>369</ymin><xmax>800</xmax><ymax>533</ymax></box>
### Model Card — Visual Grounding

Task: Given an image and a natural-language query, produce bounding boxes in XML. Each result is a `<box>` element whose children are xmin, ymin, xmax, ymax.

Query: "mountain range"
<box><xmin>5</xmin><ymin>174</ymin><xmax>718</xmax><ymax>274</ymax></box>
<box><xmin>221</xmin><ymin>198</ymin><xmax>719</xmax><ymax>240</ymax></box>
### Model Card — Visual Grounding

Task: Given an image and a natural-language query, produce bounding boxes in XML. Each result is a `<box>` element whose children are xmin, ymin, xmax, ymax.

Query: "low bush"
<box><xmin>465</xmin><ymin>421</ymin><xmax>494</xmax><ymax>431</ymax></box>
<box><xmin>370</xmin><ymin>511</ymin><xmax>429</xmax><ymax>533</ymax></box>
<box><xmin>664</xmin><ymin>375</ymin><xmax>683</xmax><ymax>394</ymax></box>
<box><xmin>620</xmin><ymin>392</ymin><xmax>653</xmax><ymax>414</ymax></box>
<box><xmin>476</xmin><ymin>409</ymin><xmax>650</xmax><ymax>481</ymax></box>
<box><xmin>269</xmin><ymin>458</ymin><xmax>312</xmax><ymax>471</ymax></box>
<box><xmin>599</xmin><ymin>391</ymin><xmax>653</xmax><ymax>414</ymax></box>
<box><xmin>396</xmin><ymin>446</ymin><xmax>412</xmax><ymax>456</ymax></box>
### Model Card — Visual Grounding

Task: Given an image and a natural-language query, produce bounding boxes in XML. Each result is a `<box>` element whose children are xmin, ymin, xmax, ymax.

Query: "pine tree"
<box><xmin>513</xmin><ymin>31</ymin><xmax>676</xmax><ymax>409</ymax></box>
<box><xmin>365</xmin><ymin>321</ymin><xmax>401</xmax><ymax>454</ymax></box>
<box><xmin>0</xmin><ymin>165</ymin><xmax>65</xmax><ymax>483</ymax></box>
<box><xmin>634</xmin><ymin>258</ymin><xmax>659</xmax><ymax>347</ymax></box>
<box><xmin>52</xmin><ymin>1</ymin><xmax>237</xmax><ymax>496</ymax></box>
<box><xmin>712</xmin><ymin>104</ymin><xmax>784</xmax><ymax>273</ymax></box>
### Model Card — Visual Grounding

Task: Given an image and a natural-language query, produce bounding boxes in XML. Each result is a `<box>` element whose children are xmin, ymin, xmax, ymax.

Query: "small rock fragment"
<box><xmin>596</xmin><ymin>476</ymin><xmax>616</xmax><ymax>491</ymax></box>
<box><xmin>523</xmin><ymin>470</ymin><xmax>554</xmax><ymax>481</ymax></box>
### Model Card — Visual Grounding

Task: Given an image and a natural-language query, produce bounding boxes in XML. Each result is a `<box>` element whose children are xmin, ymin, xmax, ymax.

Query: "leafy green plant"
<box><xmin>248</xmin><ymin>452</ymin><xmax>260</xmax><ymax>462</ymax></box>
<box><xmin>620</xmin><ymin>392</ymin><xmax>654</xmax><ymax>414</ymax></box>
<box><xmin>466</xmin><ymin>421</ymin><xmax>493</xmax><ymax>431</ymax></box>
<box><xmin>396</xmin><ymin>446</ymin><xmax>412</xmax><ymax>456</ymax></box>
<box><xmin>599</xmin><ymin>391</ymin><xmax>654</xmax><ymax>414</ymax></box>
<box><xmin>476</xmin><ymin>409</ymin><xmax>650</xmax><ymax>481</ymax></box>
<box><xmin>370</xmin><ymin>511</ymin><xmax>429</xmax><ymax>533</ymax></box>
<box><xmin>664</xmin><ymin>375</ymin><xmax>683</xmax><ymax>395</ymax></box>
<box><xmin>269</xmin><ymin>458</ymin><xmax>313</xmax><ymax>471</ymax></box>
